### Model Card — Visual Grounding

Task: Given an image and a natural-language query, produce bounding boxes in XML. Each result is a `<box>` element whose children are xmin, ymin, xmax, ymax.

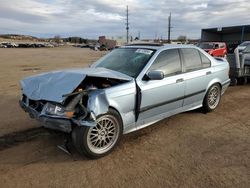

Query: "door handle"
<box><xmin>176</xmin><ymin>78</ymin><xmax>184</xmax><ymax>83</ymax></box>
<box><xmin>206</xmin><ymin>71</ymin><xmax>212</xmax><ymax>75</ymax></box>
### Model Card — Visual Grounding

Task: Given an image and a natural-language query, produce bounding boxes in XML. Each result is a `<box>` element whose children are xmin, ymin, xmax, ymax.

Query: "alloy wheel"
<box><xmin>86</xmin><ymin>115</ymin><xmax>120</xmax><ymax>154</ymax></box>
<box><xmin>207</xmin><ymin>85</ymin><xmax>221</xmax><ymax>109</ymax></box>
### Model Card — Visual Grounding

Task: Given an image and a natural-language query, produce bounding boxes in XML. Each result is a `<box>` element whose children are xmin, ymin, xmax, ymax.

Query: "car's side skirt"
<box><xmin>123</xmin><ymin>101</ymin><xmax>203</xmax><ymax>134</ymax></box>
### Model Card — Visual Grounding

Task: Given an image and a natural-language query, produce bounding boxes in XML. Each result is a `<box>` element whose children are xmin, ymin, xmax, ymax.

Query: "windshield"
<box><xmin>94</xmin><ymin>48</ymin><xmax>155</xmax><ymax>78</ymax></box>
<box><xmin>239</xmin><ymin>41</ymin><xmax>250</xmax><ymax>47</ymax></box>
<box><xmin>243</xmin><ymin>44</ymin><xmax>250</xmax><ymax>53</ymax></box>
<box><xmin>198</xmin><ymin>43</ymin><xmax>213</xmax><ymax>49</ymax></box>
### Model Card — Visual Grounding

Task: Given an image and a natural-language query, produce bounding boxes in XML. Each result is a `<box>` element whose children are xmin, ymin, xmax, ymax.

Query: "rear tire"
<box><xmin>203</xmin><ymin>84</ymin><xmax>221</xmax><ymax>113</ymax></box>
<box><xmin>72</xmin><ymin>109</ymin><xmax>122</xmax><ymax>159</ymax></box>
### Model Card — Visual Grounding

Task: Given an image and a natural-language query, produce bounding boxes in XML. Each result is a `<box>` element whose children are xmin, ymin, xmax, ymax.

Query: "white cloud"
<box><xmin>192</xmin><ymin>3</ymin><xmax>208</xmax><ymax>10</ymax></box>
<box><xmin>85</xmin><ymin>9</ymin><xmax>123</xmax><ymax>21</ymax></box>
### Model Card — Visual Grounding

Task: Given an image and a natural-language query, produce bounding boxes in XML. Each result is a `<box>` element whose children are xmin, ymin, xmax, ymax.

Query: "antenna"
<box><xmin>126</xmin><ymin>5</ymin><xmax>129</xmax><ymax>44</ymax></box>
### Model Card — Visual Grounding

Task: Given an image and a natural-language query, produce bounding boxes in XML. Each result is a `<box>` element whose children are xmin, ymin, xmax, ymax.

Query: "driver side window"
<box><xmin>149</xmin><ymin>49</ymin><xmax>182</xmax><ymax>76</ymax></box>
<box><xmin>214</xmin><ymin>44</ymin><xmax>219</xmax><ymax>49</ymax></box>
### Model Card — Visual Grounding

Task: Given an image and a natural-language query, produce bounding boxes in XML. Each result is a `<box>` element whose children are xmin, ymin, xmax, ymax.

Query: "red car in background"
<box><xmin>198</xmin><ymin>42</ymin><xmax>227</xmax><ymax>57</ymax></box>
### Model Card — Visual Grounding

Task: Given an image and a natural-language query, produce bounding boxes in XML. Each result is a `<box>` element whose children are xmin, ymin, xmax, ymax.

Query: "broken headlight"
<box><xmin>44</xmin><ymin>103</ymin><xmax>66</xmax><ymax>116</ymax></box>
<box><xmin>43</xmin><ymin>103</ymin><xmax>75</xmax><ymax>118</ymax></box>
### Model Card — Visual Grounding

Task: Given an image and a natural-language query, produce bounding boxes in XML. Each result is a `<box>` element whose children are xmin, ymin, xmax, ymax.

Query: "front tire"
<box><xmin>203</xmin><ymin>84</ymin><xmax>221</xmax><ymax>112</ymax></box>
<box><xmin>72</xmin><ymin>109</ymin><xmax>122</xmax><ymax>159</ymax></box>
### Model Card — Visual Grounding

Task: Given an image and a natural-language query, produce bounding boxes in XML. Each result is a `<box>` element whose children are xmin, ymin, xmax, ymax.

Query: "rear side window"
<box><xmin>199</xmin><ymin>52</ymin><xmax>211</xmax><ymax>68</ymax></box>
<box><xmin>214</xmin><ymin>44</ymin><xmax>219</xmax><ymax>49</ymax></box>
<box><xmin>181</xmin><ymin>48</ymin><xmax>202</xmax><ymax>71</ymax></box>
<box><xmin>149</xmin><ymin>49</ymin><xmax>181</xmax><ymax>76</ymax></box>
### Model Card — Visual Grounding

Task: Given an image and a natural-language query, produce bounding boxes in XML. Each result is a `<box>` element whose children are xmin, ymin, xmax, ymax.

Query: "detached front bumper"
<box><xmin>19</xmin><ymin>100</ymin><xmax>72</xmax><ymax>133</ymax></box>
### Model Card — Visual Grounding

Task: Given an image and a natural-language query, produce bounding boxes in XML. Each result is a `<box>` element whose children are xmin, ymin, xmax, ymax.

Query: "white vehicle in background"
<box><xmin>0</xmin><ymin>44</ymin><xmax>7</xmax><ymax>48</ymax></box>
<box><xmin>1</xmin><ymin>42</ymin><xmax>18</xmax><ymax>48</ymax></box>
<box><xmin>44</xmin><ymin>43</ymin><xmax>54</xmax><ymax>48</ymax></box>
<box><xmin>237</xmin><ymin>41</ymin><xmax>250</xmax><ymax>53</ymax></box>
<box><xmin>10</xmin><ymin>42</ymin><xmax>19</xmax><ymax>48</ymax></box>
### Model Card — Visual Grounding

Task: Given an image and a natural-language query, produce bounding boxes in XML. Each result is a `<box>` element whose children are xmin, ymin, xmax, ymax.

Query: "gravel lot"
<box><xmin>0</xmin><ymin>47</ymin><xmax>249</xmax><ymax>187</ymax></box>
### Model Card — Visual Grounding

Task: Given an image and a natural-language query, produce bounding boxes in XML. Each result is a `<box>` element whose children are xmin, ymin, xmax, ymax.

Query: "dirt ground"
<box><xmin>0</xmin><ymin>47</ymin><xmax>249</xmax><ymax>188</ymax></box>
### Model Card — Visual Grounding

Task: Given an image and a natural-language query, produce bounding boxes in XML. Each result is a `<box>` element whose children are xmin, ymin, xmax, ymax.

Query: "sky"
<box><xmin>0</xmin><ymin>0</ymin><xmax>250</xmax><ymax>39</ymax></box>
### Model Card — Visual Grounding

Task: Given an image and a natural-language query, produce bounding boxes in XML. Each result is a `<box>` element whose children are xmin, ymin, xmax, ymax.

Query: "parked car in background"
<box><xmin>1</xmin><ymin>42</ymin><xmax>18</xmax><ymax>48</ymax></box>
<box><xmin>44</xmin><ymin>43</ymin><xmax>54</xmax><ymax>48</ymax></box>
<box><xmin>240</xmin><ymin>44</ymin><xmax>250</xmax><ymax>71</ymax></box>
<box><xmin>0</xmin><ymin>44</ymin><xmax>7</xmax><ymax>48</ymax></box>
<box><xmin>99</xmin><ymin>44</ymin><xmax>108</xmax><ymax>51</ymax></box>
<box><xmin>19</xmin><ymin>44</ymin><xmax>230</xmax><ymax>158</ymax></box>
<box><xmin>226</xmin><ymin>44</ymin><xmax>250</xmax><ymax>85</ymax></box>
<box><xmin>198</xmin><ymin>42</ymin><xmax>227</xmax><ymax>57</ymax></box>
<box><xmin>237</xmin><ymin>41</ymin><xmax>250</xmax><ymax>53</ymax></box>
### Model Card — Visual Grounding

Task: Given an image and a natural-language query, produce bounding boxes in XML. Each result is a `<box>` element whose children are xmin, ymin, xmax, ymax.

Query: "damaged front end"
<box><xmin>19</xmin><ymin>68</ymin><xmax>132</xmax><ymax>133</ymax></box>
<box><xmin>20</xmin><ymin>89</ymin><xmax>94</xmax><ymax>133</ymax></box>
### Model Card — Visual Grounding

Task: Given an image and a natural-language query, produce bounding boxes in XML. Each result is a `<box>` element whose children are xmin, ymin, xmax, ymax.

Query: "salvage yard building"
<box><xmin>201</xmin><ymin>25</ymin><xmax>250</xmax><ymax>53</ymax></box>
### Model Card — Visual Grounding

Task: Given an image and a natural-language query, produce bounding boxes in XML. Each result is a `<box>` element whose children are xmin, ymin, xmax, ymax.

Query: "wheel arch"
<box><xmin>202</xmin><ymin>81</ymin><xmax>222</xmax><ymax>112</ymax></box>
<box><xmin>108</xmin><ymin>106</ymin><xmax>124</xmax><ymax>127</ymax></box>
<box><xmin>206</xmin><ymin>79</ymin><xmax>222</xmax><ymax>94</ymax></box>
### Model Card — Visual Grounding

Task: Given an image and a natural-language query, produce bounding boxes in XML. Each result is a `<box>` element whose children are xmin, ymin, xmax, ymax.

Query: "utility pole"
<box><xmin>126</xmin><ymin>5</ymin><xmax>129</xmax><ymax>44</ymax></box>
<box><xmin>168</xmin><ymin>12</ymin><xmax>172</xmax><ymax>43</ymax></box>
<box><xmin>155</xmin><ymin>31</ymin><xmax>158</xmax><ymax>40</ymax></box>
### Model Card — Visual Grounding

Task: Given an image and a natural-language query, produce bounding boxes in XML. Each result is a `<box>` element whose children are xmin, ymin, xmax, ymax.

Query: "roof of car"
<box><xmin>241</xmin><ymin>41</ymin><xmax>250</xmax><ymax>44</ymax></box>
<box><xmin>123</xmin><ymin>43</ymin><xmax>197</xmax><ymax>51</ymax></box>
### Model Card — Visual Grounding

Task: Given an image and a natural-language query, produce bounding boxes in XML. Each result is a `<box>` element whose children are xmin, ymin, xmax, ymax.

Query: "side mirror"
<box><xmin>147</xmin><ymin>70</ymin><xmax>164</xmax><ymax>80</ymax></box>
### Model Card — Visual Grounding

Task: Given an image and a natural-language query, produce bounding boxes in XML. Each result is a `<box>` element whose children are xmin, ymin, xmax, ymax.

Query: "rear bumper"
<box><xmin>221</xmin><ymin>79</ymin><xmax>231</xmax><ymax>95</ymax></box>
<box><xmin>19</xmin><ymin>100</ymin><xmax>72</xmax><ymax>133</ymax></box>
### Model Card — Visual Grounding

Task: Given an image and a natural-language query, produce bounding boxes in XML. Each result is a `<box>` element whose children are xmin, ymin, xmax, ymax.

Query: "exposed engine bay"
<box><xmin>20</xmin><ymin>75</ymin><xmax>129</xmax><ymax>133</ymax></box>
<box><xmin>62</xmin><ymin>76</ymin><xmax>128</xmax><ymax>122</ymax></box>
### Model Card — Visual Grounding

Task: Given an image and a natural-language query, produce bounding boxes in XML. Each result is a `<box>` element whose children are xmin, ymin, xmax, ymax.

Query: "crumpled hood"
<box><xmin>20</xmin><ymin>67</ymin><xmax>132</xmax><ymax>103</ymax></box>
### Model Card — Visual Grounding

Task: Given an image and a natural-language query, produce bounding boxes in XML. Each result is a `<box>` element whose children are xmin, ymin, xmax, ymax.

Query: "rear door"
<box><xmin>180</xmin><ymin>48</ymin><xmax>212</xmax><ymax>107</ymax></box>
<box><xmin>136</xmin><ymin>48</ymin><xmax>185</xmax><ymax>125</ymax></box>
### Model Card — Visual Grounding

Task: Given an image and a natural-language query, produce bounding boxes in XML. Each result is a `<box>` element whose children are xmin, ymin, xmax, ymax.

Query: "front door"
<box><xmin>136</xmin><ymin>49</ymin><xmax>185</xmax><ymax>127</ymax></box>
